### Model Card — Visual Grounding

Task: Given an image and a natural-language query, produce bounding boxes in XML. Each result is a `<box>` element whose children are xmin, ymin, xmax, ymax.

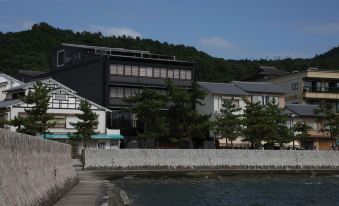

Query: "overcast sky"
<box><xmin>1</xmin><ymin>0</ymin><xmax>339</xmax><ymax>60</ymax></box>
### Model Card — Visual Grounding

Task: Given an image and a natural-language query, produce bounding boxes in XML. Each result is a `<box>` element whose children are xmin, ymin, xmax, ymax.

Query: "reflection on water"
<box><xmin>113</xmin><ymin>175</ymin><xmax>339</xmax><ymax>206</ymax></box>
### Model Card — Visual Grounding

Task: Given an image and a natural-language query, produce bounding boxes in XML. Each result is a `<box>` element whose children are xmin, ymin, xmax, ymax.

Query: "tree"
<box><xmin>70</xmin><ymin>100</ymin><xmax>98</xmax><ymax>149</ymax></box>
<box><xmin>314</xmin><ymin>102</ymin><xmax>339</xmax><ymax>149</ymax></box>
<box><xmin>242</xmin><ymin>100</ymin><xmax>267</xmax><ymax>149</ymax></box>
<box><xmin>214</xmin><ymin>98</ymin><xmax>242</xmax><ymax>148</ymax></box>
<box><xmin>264</xmin><ymin>99</ymin><xmax>291</xmax><ymax>147</ymax></box>
<box><xmin>123</xmin><ymin>88</ymin><xmax>167</xmax><ymax>147</ymax></box>
<box><xmin>166</xmin><ymin>80</ymin><xmax>210</xmax><ymax>148</ymax></box>
<box><xmin>14</xmin><ymin>81</ymin><xmax>55</xmax><ymax>136</ymax></box>
<box><xmin>292</xmin><ymin>122</ymin><xmax>311</xmax><ymax>149</ymax></box>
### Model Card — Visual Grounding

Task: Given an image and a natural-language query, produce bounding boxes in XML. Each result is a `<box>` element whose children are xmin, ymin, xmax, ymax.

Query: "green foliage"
<box><xmin>13</xmin><ymin>81</ymin><xmax>55</xmax><ymax>136</ymax></box>
<box><xmin>314</xmin><ymin>102</ymin><xmax>339</xmax><ymax>148</ymax></box>
<box><xmin>292</xmin><ymin>122</ymin><xmax>311</xmax><ymax>149</ymax></box>
<box><xmin>214</xmin><ymin>98</ymin><xmax>242</xmax><ymax>147</ymax></box>
<box><xmin>1</xmin><ymin>22</ymin><xmax>339</xmax><ymax>81</ymax></box>
<box><xmin>70</xmin><ymin>100</ymin><xmax>99</xmax><ymax>146</ymax></box>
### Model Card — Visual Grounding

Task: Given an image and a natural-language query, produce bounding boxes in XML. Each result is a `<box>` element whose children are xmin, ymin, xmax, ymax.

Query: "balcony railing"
<box><xmin>303</xmin><ymin>86</ymin><xmax>339</xmax><ymax>93</ymax></box>
<box><xmin>307</xmin><ymin>130</ymin><xmax>331</xmax><ymax>138</ymax></box>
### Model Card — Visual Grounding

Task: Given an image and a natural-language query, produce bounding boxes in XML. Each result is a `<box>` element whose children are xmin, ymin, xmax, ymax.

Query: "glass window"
<box><xmin>117</xmin><ymin>65</ymin><xmax>124</xmax><ymax>75</ymax></box>
<box><xmin>49</xmin><ymin>116</ymin><xmax>66</xmax><ymax>128</ymax></box>
<box><xmin>132</xmin><ymin>65</ymin><xmax>139</xmax><ymax>76</ymax></box>
<box><xmin>110</xmin><ymin>87</ymin><xmax>124</xmax><ymax>98</ymax></box>
<box><xmin>160</xmin><ymin>68</ymin><xmax>167</xmax><ymax>78</ymax></box>
<box><xmin>167</xmin><ymin>69</ymin><xmax>174</xmax><ymax>79</ymax></box>
<box><xmin>146</xmin><ymin>67</ymin><xmax>153</xmax><ymax>77</ymax></box>
<box><xmin>139</xmin><ymin>67</ymin><xmax>146</xmax><ymax>77</ymax></box>
<box><xmin>232</xmin><ymin>99</ymin><xmax>240</xmax><ymax>109</ymax></box>
<box><xmin>180</xmin><ymin>69</ymin><xmax>186</xmax><ymax>79</ymax></box>
<box><xmin>154</xmin><ymin>68</ymin><xmax>160</xmax><ymax>78</ymax></box>
<box><xmin>173</xmin><ymin>69</ymin><xmax>180</xmax><ymax>79</ymax></box>
<box><xmin>185</xmin><ymin>70</ymin><xmax>192</xmax><ymax>80</ymax></box>
<box><xmin>125</xmin><ymin>88</ymin><xmax>132</xmax><ymax>97</ymax></box>
<box><xmin>131</xmin><ymin>88</ymin><xmax>139</xmax><ymax>96</ymax></box>
<box><xmin>124</xmin><ymin>65</ymin><xmax>132</xmax><ymax>76</ymax></box>
<box><xmin>292</xmin><ymin>82</ymin><xmax>299</xmax><ymax>90</ymax></box>
<box><xmin>98</xmin><ymin>142</ymin><xmax>106</xmax><ymax>149</ymax></box>
<box><xmin>252</xmin><ymin>96</ymin><xmax>261</xmax><ymax>104</ymax></box>
<box><xmin>110</xmin><ymin>64</ymin><xmax>118</xmax><ymax>75</ymax></box>
<box><xmin>57</xmin><ymin>50</ymin><xmax>65</xmax><ymax>67</ymax></box>
<box><xmin>55</xmin><ymin>94</ymin><xmax>67</xmax><ymax>101</ymax></box>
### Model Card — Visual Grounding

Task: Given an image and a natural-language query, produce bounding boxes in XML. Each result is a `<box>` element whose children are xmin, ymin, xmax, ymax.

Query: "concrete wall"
<box><xmin>0</xmin><ymin>129</ymin><xmax>77</xmax><ymax>206</ymax></box>
<box><xmin>84</xmin><ymin>149</ymin><xmax>339</xmax><ymax>169</ymax></box>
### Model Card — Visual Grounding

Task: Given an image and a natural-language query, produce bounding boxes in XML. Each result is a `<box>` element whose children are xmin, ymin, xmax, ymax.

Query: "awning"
<box><xmin>91</xmin><ymin>133</ymin><xmax>124</xmax><ymax>140</ymax></box>
<box><xmin>44</xmin><ymin>133</ymin><xmax>124</xmax><ymax>140</ymax></box>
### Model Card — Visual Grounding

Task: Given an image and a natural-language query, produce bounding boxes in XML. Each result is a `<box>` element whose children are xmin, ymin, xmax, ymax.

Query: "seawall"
<box><xmin>0</xmin><ymin>129</ymin><xmax>78</xmax><ymax>206</ymax></box>
<box><xmin>84</xmin><ymin>149</ymin><xmax>339</xmax><ymax>170</ymax></box>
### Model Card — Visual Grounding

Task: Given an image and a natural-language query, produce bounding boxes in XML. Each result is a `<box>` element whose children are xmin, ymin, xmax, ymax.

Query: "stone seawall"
<box><xmin>84</xmin><ymin>149</ymin><xmax>339</xmax><ymax>169</ymax></box>
<box><xmin>0</xmin><ymin>129</ymin><xmax>78</xmax><ymax>206</ymax></box>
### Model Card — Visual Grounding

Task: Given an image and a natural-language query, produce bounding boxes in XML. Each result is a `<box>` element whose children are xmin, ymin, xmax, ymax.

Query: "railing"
<box><xmin>303</xmin><ymin>86</ymin><xmax>339</xmax><ymax>93</ymax></box>
<box><xmin>307</xmin><ymin>130</ymin><xmax>331</xmax><ymax>138</ymax></box>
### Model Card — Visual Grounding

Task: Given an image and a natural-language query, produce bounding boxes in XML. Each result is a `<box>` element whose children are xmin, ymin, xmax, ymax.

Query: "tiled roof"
<box><xmin>284</xmin><ymin>104</ymin><xmax>320</xmax><ymax>117</ymax></box>
<box><xmin>198</xmin><ymin>82</ymin><xmax>248</xmax><ymax>96</ymax></box>
<box><xmin>232</xmin><ymin>81</ymin><xmax>286</xmax><ymax>94</ymax></box>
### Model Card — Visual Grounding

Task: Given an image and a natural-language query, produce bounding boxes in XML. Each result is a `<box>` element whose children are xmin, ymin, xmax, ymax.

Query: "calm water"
<box><xmin>113</xmin><ymin>175</ymin><xmax>339</xmax><ymax>206</ymax></box>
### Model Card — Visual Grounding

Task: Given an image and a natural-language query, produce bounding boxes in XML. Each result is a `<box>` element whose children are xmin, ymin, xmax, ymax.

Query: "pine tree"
<box><xmin>70</xmin><ymin>100</ymin><xmax>98</xmax><ymax>149</ymax></box>
<box><xmin>214</xmin><ymin>98</ymin><xmax>242</xmax><ymax>148</ymax></box>
<box><xmin>16</xmin><ymin>81</ymin><xmax>55</xmax><ymax>136</ymax></box>
<box><xmin>292</xmin><ymin>122</ymin><xmax>311</xmax><ymax>149</ymax></box>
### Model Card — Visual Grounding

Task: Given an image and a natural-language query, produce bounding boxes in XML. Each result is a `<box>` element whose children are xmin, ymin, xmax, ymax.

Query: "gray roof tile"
<box><xmin>232</xmin><ymin>81</ymin><xmax>286</xmax><ymax>94</ymax></box>
<box><xmin>0</xmin><ymin>99</ymin><xmax>22</xmax><ymax>109</ymax></box>
<box><xmin>198</xmin><ymin>82</ymin><xmax>248</xmax><ymax>96</ymax></box>
<box><xmin>284</xmin><ymin>104</ymin><xmax>320</xmax><ymax>117</ymax></box>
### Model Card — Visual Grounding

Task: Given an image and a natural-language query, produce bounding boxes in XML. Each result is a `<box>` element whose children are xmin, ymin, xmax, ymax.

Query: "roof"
<box><xmin>258</xmin><ymin>66</ymin><xmax>288</xmax><ymax>75</ymax></box>
<box><xmin>0</xmin><ymin>73</ymin><xmax>24</xmax><ymax>84</ymax></box>
<box><xmin>44</xmin><ymin>133</ymin><xmax>124</xmax><ymax>139</ymax></box>
<box><xmin>0</xmin><ymin>99</ymin><xmax>22</xmax><ymax>109</ymax></box>
<box><xmin>284</xmin><ymin>104</ymin><xmax>320</xmax><ymax>117</ymax></box>
<box><xmin>232</xmin><ymin>81</ymin><xmax>286</xmax><ymax>94</ymax></box>
<box><xmin>198</xmin><ymin>82</ymin><xmax>248</xmax><ymax>96</ymax></box>
<box><xmin>17</xmin><ymin>70</ymin><xmax>46</xmax><ymax>77</ymax></box>
<box><xmin>3</xmin><ymin>78</ymin><xmax>76</xmax><ymax>93</ymax></box>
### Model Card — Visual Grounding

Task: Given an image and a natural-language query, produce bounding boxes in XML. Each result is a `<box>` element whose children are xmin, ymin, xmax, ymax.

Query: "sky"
<box><xmin>0</xmin><ymin>0</ymin><xmax>339</xmax><ymax>60</ymax></box>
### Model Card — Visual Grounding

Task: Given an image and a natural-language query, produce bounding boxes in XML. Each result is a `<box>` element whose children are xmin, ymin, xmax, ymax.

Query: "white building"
<box><xmin>0</xmin><ymin>78</ymin><xmax>123</xmax><ymax>152</ymax></box>
<box><xmin>0</xmin><ymin>73</ymin><xmax>23</xmax><ymax>101</ymax></box>
<box><xmin>197</xmin><ymin>81</ymin><xmax>286</xmax><ymax>148</ymax></box>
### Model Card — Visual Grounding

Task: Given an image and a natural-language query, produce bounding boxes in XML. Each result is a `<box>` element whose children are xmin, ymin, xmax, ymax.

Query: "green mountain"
<box><xmin>0</xmin><ymin>22</ymin><xmax>339</xmax><ymax>82</ymax></box>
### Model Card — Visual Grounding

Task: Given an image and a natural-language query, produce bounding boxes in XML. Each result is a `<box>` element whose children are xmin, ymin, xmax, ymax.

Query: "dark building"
<box><xmin>40</xmin><ymin>43</ymin><xmax>195</xmax><ymax>135</ymax></box>
<box><xmin>16</xmin><ymin>70</ymin><xmax>46</xmax><ymax>83</ymax></box>
<box><xmin>242</xmin><ymin>66</ymin><xmax>288</xmax><ymax>82</ymax></box>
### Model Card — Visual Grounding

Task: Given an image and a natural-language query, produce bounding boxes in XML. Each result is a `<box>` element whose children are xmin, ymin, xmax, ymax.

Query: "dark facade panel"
<box><xmin>108</xmin><ymin>76</ymin><xmax>191</xmax><ymax>88</ymax></box>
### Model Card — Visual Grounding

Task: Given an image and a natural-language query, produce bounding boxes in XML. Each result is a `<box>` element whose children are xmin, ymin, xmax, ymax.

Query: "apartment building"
<box><xmin>270</xmin><ymin>68</ymin><xmax>339</xmax><ymax>110</ymax></box>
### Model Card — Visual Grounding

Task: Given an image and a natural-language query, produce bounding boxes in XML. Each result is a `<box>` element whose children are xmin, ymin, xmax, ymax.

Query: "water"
<box><xmin>113</xmin><ymin>175</ymin><xmax>339</xmax><ymax>206</ymax></box>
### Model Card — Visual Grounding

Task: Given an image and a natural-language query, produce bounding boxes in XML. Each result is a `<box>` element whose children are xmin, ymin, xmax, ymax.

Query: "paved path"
<box><xmin>54</xmin><ymin>160</ymin><xmax>109</xmax><ymax>206</ymax></box>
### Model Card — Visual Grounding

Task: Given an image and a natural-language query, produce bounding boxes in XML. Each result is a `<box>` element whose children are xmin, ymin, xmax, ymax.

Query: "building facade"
<box><xmin>0</xmin><ymin>73</ymin><xmax>23</xmax><ymax>101</ymax></box>
<box><xmin>270</xmin><ymin>69</ymin><xmax>339</xmax><ymax>110</ymax></box>
<box><xmin>40</xmin><ymin>43</ymin><xmax>195</xmax><ymax>136</ymax></box>
<box><xmin>197</xmin><ymin>81</ymin><xmax>286</xmax><ymax>148</ymax></box>
<box><xmin>284</xmin><ymin>104</ymin><xmax>333</xmax><ymax>150</ymax></box>
<box><xmin>0</xmin><ymin>78</ymin><xmax>123</xmax><ymax>151</ymax></box>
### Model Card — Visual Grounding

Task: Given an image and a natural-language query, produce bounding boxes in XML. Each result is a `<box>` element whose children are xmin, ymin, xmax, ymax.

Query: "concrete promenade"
<box><xmin>54</xmin><ymin>160</ymin><xmax>109</xmax><ymax>206</ymax></box>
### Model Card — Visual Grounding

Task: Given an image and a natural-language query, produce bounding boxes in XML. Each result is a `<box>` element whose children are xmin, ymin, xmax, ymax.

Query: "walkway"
<box><xmin>54</xmin><ymin>159</ymin><xmax>109</xmax><ymax>206</ymax></box>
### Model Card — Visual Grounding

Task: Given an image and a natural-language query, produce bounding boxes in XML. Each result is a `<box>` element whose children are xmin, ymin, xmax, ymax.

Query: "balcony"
<box><xmin>307</xmin><ymin>130</ymin><xmax>331</xmax><ymax>138</ymax></box>
<box><xmin>303</xmin><ymin>86</ymin><xmax>339</xmax><ymax>100</ymax></box>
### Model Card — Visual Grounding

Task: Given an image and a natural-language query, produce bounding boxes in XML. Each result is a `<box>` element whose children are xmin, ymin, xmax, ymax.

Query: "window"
<box><xmin>125</xmin><ymin>88</ymin><xmax>132</xmax><ymax>97</ymax></box>
<box><xmin>55</xmin><ymin>94</ymin><xmax>67</xmax><ymax>101</ymax></box>
<box><xmin>232</xmin><ymin>99</ymin><xmax>240</xmax><ymax>109</ymax></box>
<box><xmin>139</xmin><ymin>67</ymin><xmax>146</xmax><ymax>77</ymax></box>
<box><xmin>180</xmin><ymin>69</ymin><xmax>186</xmax><ymax>80</ymax></box>
<box><xmin>173</xmin><ymin>69</ymin><xmax>180</xmax><ymax>79</ymax></box>
<box><xmin>185</xmin><ymin>70</ymin><xmax>192</xmax><ymax>80</ymax></box>
<box><xmin>131</xmin><ymin>88</ymin><xmax>139</xmax><ymax>96</ymax></box>
<box><xmin>110</xmin><ymin>87</ymin><xmax>124</xmax><ymax>98</ymax></box>
<box><xmin>292</xmin><ymin>82</ymin><xmax>299</xmax><ymax>90</ymax></box>
<box><xmin>146</xmin><ymin>67</ymin><xmax>153</xmax><ymax>77</ymax></box>
<box><xmin>153</xmin><ymin>68</ymin><xmax>160</xmax><ymax>78</ymax></box>
<box><xmin>132</xmin><ymin>65</ymin><xmax>139</xmax><ymax>76</ymax></box>
<box><xmin>49</xmin><ymin>116</ymin><xmax>66</xmax><ymax>128</ymax></box>
<box><xmin>98</xmin><ymin>142</ymin><xmax>106</xmax><ymax>149</ymax></box>
<box><xmin>167</xmin><ymin>69</ymin><xmax>174</xmax><ymax>79</ymax></box>
<box><xmin>117</xmin><ymin>64</ymin><xmax>124</xmax><ymax>75</ymax></box>
<box><xmin>57</xmin><ymin>50</ymin><xmax>65</xmax><ymax>67</ymax></box>
<box><xmin>110</xmin><ymin>64</ymin><xmax>118</xmax><ymax>75</ymax></box>
<box><xmin>124</xmin><ymin>65</ymin><xmax>132</xmax><ymax>76</ymax></box>
<box><xmin>160</xmin><ymin>68</ymin><xmax>167</xmax><ymax>78</ymax></box>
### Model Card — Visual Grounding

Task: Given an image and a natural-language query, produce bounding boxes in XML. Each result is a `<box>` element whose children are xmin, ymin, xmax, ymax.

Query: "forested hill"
<box><xmin>1</xmin><ymin>22</ymin><xmax>339</xmax><ymax>82</ymax></box>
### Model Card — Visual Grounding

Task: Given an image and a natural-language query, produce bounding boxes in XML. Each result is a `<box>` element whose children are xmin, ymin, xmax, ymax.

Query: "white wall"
<box><xmin>0</xmin><ymin>75</ymin><xmax>22</xmax><ymax>101</ymax></box>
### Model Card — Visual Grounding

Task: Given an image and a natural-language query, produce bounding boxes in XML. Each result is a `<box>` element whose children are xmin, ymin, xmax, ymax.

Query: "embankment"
<box><xmin>84</xmin><ymin>149</ymin><xmax>339</xmax><ymax>170</ymax></box>
<box><xmin>0</xmin><ymin>129</ymin><xmax>78</xmax><ymax>206</ymax></box>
